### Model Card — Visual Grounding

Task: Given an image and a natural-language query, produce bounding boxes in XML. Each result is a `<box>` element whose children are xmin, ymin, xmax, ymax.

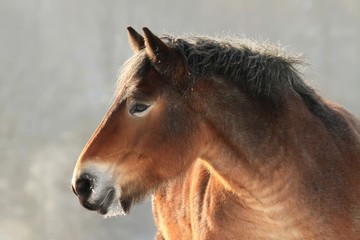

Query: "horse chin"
<box><xmin>94</xmin><ymin>189</ymin><xmax>129</xmax><ymax>218</ymax></box>
<box><xmin>96</xmin><ymin>196</ymin><xmax>135</xmax><ymax>218</ymax></box>
<box><xmin>120</xmin><ymin>197</ymin><xmax>133</xmax><ymax>214</ymax></box>
<box><xmin>98</xmin><ymin>197</ymin><xmax>127</xmax><ymax>218</ymax></box>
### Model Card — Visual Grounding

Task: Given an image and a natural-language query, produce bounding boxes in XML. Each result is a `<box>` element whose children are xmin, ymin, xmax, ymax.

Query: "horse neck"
<box><xmin>192</xmin><ymin>77</ymin><xmax>313</xmax><ymax>207</ymax></box>
<box><xmin>188</xmin><ymin>78</ymin><xmax>360</xmax><ymax>237</ymax></box>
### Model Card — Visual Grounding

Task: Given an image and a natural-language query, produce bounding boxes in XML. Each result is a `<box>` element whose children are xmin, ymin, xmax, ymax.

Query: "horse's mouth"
<box><xmin>97</xmin><ymin>188</ymin><xmax>116</xmax><ymax>215</ymax></box>
<box><xmin>79</xmin><ymin>188</ymin><xmax>117</xmax><ymax>215</ymax></box>
<box><xmin>77</xmin><ymin>186</ymin><xmax>135</xmax><ymax>217</ymax></box>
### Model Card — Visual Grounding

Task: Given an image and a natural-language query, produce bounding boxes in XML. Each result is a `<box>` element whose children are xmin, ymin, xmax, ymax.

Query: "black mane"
<box><xmin>162</xmin><ymin>35</ymin><xmax>320</xmax><ymax>106</ymax></box>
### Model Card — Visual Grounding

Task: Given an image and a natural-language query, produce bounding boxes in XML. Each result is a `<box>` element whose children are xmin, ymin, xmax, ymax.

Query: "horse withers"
<box><xmin>72</xmin><ymin>27</ymin><xmax>360</xmax><ymax>239</ymax></box>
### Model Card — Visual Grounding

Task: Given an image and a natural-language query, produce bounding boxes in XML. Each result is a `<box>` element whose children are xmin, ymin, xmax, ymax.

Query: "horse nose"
<box><xmin>73</xmin><ymin>175</ymin><xmax>94</xmax><ymax>200</ymax></box>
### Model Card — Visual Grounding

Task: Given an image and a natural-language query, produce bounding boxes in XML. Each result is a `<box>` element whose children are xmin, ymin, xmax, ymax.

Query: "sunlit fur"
<box><xmin>72</xmin><ymin>28</ymin><xmax>360</xmax><ymax>239</ymax></box>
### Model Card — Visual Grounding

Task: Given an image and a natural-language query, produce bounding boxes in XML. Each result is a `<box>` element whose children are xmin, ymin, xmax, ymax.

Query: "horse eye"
<box><xmin>129</xmin><ymin>103</ymin><xmax>149</xmax><ymax>115</ymax></box>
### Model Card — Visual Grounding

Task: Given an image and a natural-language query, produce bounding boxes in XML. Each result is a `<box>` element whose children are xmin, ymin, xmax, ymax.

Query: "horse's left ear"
<box><xmin>142</xmin><ymin>27</ymin><xmax>185</xmax><ymax>80</ymax></box>
<box><xmin>127</xmin><ymin>27</ymin><xmax>145</xmax><ymax>52</ymax></box>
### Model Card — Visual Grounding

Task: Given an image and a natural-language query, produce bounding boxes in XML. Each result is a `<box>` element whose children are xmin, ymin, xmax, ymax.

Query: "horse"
<box><xmin>72</xmin><ymin>27</ymin><xmax>360</xmax><ymax>239</ymax></box>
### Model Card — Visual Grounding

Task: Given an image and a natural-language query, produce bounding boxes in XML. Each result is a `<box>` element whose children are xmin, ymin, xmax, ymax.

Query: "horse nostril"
<box><xmin>75</xmin><ymin>176</ymin><xmax>93</xmax><ymax>200</ymax></box>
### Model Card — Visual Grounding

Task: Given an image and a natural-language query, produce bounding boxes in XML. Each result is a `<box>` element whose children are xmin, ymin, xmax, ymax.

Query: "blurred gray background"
<box><xmin>0</xmin><ymin>0</ymin><xmax>359</xmax><ymax>239</ymax></box>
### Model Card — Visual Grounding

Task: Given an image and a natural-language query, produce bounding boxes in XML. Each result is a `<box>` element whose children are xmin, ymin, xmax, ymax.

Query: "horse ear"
<box><xmin>127</xmin><ymin>27</ymin><xmax>145</xmax><ymax>52</ymax></box>
<box><xmin>142</xmin><ymin>27</ymin><xmax>184</xmax><ymax>77</ymax></box>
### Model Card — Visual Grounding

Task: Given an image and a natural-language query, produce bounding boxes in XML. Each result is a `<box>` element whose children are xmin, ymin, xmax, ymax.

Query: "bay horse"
<box><xmin>72</xmin><ymin>27</ymin><xmax>360</xmax><ymax>239</ymax></box>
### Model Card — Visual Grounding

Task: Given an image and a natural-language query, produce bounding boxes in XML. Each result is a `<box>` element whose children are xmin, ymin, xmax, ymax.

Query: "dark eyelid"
<box><xmin>129</xmin><ymin>102</ymin><xmax>149</xmax><ymax>115</ymax></box>
<box><xmin>129</xmin><ymin>96</ymin><xmax>153</xmax><ymax>105</ymax></box>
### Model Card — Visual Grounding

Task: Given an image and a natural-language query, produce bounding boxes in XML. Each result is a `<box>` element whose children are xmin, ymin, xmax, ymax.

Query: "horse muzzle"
<box><xmin>72</xmin><ymin>169</ymin><xmax>127</xmax><ymax>217</ymax></box>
